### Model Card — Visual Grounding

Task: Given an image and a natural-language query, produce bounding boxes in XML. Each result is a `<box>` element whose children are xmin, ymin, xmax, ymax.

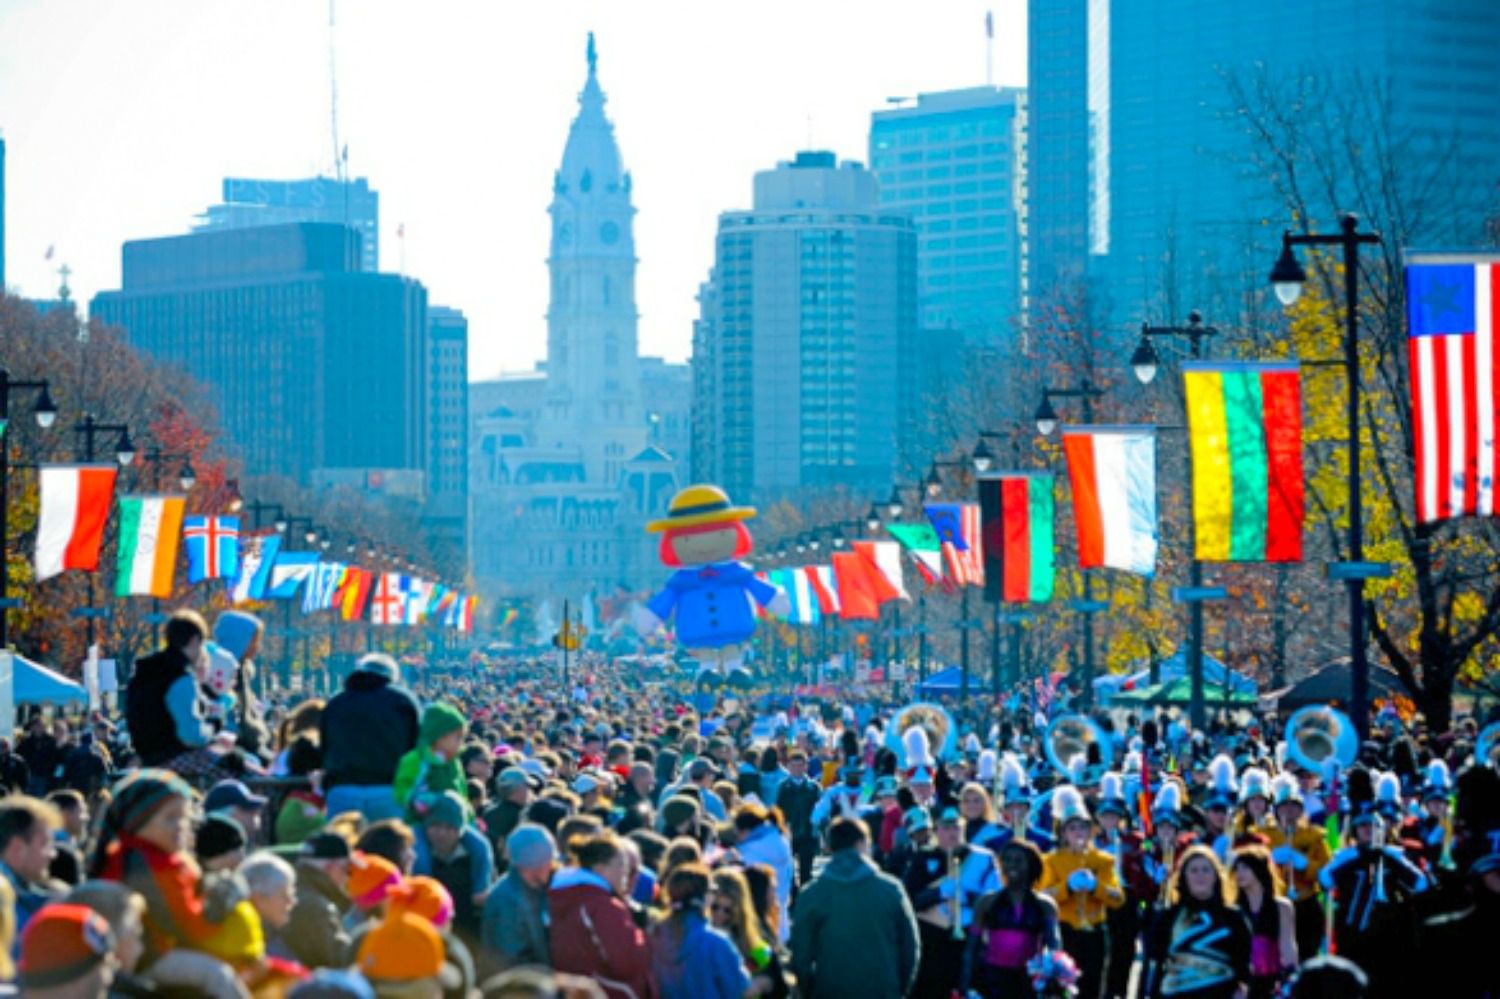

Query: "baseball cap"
<box><xmin>19</xmin><ymin>904</ymin><xmax>114</xmax><ymax>989</ymax></box>
<box><xmin>352</xmin><ymin>653</ymin><xmax>400</xmax><ymax>682</ymax></box>
<box><xmin>904</xmin><ymin>807</ymin><xmax>932</xmax><ymax>833</ymax></box>
<box><xmin>496</xmin><ymin>767</ymin><xmax>531</xmax><ymax>793</ymax></box>
<box><xmin>936</xmin><ymin>806</ymin><xmax>963</xmax><ymax>827</ymax></box>
<box><xmin>300</xmin><ymin>832</ymin><xmax>353</xmax><ymax>862</ymax></box>
<box><xmin>572</xmin><ymin>774</ymin><xmax>602</xmax><ymax>796</ymax></box>
<box><xmin>204</xmin><ymin>779</ymin><xmax>268</xmax><ymax>814</ymax></box>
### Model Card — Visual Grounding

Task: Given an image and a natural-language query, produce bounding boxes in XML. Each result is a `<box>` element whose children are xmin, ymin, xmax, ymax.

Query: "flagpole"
<box><xmin>985</xmin><ymin>10</ymin><xmax>994</xmax><ymax>87</ymax></box>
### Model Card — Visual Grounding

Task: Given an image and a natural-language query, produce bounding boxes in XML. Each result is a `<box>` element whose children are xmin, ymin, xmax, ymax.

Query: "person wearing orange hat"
<box><xmin>635</xmin><ymin>484</ymin><xmax>788</xmax><ymax>688</ymax></box>
<box><xmin>343</xmin><ymin>853</ymin><xmax>403</xmax><ymax>932</ymax></box>
<box><xmin>354</xmin><ymin>883</ymin><xmax>458</xmax><ymax>999</ymax></box>
<box><xmin>18</xmin><ymin>903</ymin><xmax>117</xmax><ymax>999</ymax></box>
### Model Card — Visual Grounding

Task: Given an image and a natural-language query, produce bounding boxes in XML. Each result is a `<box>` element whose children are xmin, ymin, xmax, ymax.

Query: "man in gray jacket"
<box><xmin>480</xmin><ymin>823</ymin><xmax>556</xmax><ymax>975</ymax></box>
<box><xmin>791</xmin><ymin>817</ymin><xmax>921</xmax><ymax>998</ymax></box>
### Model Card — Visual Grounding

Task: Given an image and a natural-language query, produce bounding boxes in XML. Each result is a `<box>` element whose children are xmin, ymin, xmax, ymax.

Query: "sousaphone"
<box><xmin>1043</xmin><ymin>713</ymin><xmax>1111</xmax><ymax>779</ymax></box>
<box><xmin>884</xmin><ymin>701</ymin><xmax>959</xmax><ymax>766</ymax></box>
<box><xmin>1284</xmin><ymin>704</ymin><xmax>1358</xmax><ymax>774</ymax></box>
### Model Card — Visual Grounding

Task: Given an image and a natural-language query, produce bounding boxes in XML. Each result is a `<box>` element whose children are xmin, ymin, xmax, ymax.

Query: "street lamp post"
<box><xmin>73</xmin><ymin>415</ymin><xmax>136</xmax><ymax>648</ymax></box>
<box><xmin>0</xmin><ymin>371</ymin><xmax>57</xmax><ymax>649</ymax></box>
<box><xmin>1035</xmin><ymin>381</ymin><xmax>1105</xmax><ymax>707</ymax></box>
<box><xmin>1133</xmin><ymin>312</ymin><xmax>1220</xmax><ymax>728</ymax></box>
<box><xmin>283</xmin><ymin>516</ymin><xmax>316</xmax><ymax>687</ymax></box>
<box><xmin>1269</xmin><ymin>213</ymin><xmax>1383</xmax><ymax>740</ymax></box>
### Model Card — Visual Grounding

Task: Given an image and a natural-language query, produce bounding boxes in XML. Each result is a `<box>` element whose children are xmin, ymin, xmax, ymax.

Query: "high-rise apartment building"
<box><xmin>1028</xmin><ymin>0</ymin><xmax>1500</xmax><ymax>325</ymax></box>
<box><xmin>91</xmin><ymin>223</ymin><xmax>426</xmax><ymax>485</ymax></box>
<box><xmin>691</xmin><ymin>151</ymin><xmax>918</xmax><ymax>503</ymax></box>
<box><xmin>869</xmin><ymin>87</ymin><xmax>1028</xmax><ymax>341</ymax></box>
<box><xmin>195</xmin><ymin>177</ymin><xmax>380</xmax><ymax>272</ymax></box>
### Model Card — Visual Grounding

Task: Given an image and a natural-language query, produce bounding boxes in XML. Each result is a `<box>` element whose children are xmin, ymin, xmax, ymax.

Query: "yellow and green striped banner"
<box><xmin>1183</xmin><ymin>362</ymin><xmax>1303</xmax><ymax>562</ymax></box>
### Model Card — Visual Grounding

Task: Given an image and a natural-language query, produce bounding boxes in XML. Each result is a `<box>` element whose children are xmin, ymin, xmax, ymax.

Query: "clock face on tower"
<box><xmin>599</xmin><ymin>221</ymin><xmax>620</xmax><ymax>245</ymax></box>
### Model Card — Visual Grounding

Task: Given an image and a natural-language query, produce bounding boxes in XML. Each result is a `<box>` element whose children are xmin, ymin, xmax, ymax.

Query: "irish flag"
<box><xmin>1183</xmin><ymin>361</ymin><xmax>1303</xmax><ymax>562</ymax></box>
<box><xmin>115</xmin><ymin>496</ymin><xmax>187</xmax><ymax>597</ymax></box>
<box><xmin>35</xmin><ymin>465</ymin><xmax>118</xmax><ymax>581</ymax></box>
<box><xmin>987</xmin><ymin>473</ymin><xmax>1055</xmax><ymax>603</ymax></box>
<box><xmin>1061</xmin><ymin>427</ymin><xmax>1158</xmax><ymax>576</ymax></box>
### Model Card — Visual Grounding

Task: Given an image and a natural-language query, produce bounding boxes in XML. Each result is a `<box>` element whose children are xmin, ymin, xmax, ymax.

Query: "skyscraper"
<box><xmin>0</xmin><ymin>135</ymin><xmax>6</xmax><ymax>290</ymax></box>
<box><xmin>1027</xmin><ymin>0</ymin><xmax>1500</xmax><ymax>325</ymax></box>
<box><xmin>869</xmin><ymin>86</ymin><xmax>1028</xmax><ymax>342</ymax></box>
<box><xmin>691</xmin><ymin>151</ymin><xmax>918</xmax><ymax>503</ymax></box>
<box><xmin>425</xmin><ymin>306</ymin><xmax>469</xmax><ymax>561</ymax></box>
<box><xmin>91</xmin><ymin>223</ymin><xmax>427</xmax><ymax>485</ymax></box>
<box><xmin>195</xmin><ymin>176</ymin><xmax>380</xmax><ymax>272</ymax></box>
<box><xmin>468</xmin><ymin>35</ymin><xmax>678</xmax><ymax>601</ymax></box>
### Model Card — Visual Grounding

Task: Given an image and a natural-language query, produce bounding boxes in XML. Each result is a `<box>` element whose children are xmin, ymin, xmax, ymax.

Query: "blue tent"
<box><xmin>13</xmin><ymin>657</ymin><xmax>87</xmax><ymax>706</ymax></box>
<box><xmin>915</xmin><ymin>666</ymin><xmax>964</xmax><ymax>696</ymax></box>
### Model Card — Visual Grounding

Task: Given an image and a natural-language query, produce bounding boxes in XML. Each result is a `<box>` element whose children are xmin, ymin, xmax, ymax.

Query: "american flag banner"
<box><xmin>1407</xmin><ymin>256</ymin><xmax>1499</xmax><ymax>523</ymax></box>
<box><xmin>183</xmin><ymin>516</ymin><xmax>240</xmax><ymax>584</ymax></box>
<box><xmin>923</xmin><ymin>502</ymin><xmax>985</xmax><ymax>587</ymax></box>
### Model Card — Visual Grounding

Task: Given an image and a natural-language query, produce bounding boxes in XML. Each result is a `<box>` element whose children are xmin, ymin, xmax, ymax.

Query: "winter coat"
<box><xmin>481</xmin><ymin>867</ymin><xmax>550</xmax><ymax>972</ymax></box>
<box><xmin>97</xmin><ymin>834</ymin><xmax>228</xmax><ymax>964</ymax></box>
<box><xmin>649</xmin><ymin>911</ymin><xmax>751</xmax><ymax>999</ymax></box>
<box><xmin>393</xmin><ymin>747</ymin><xmax>470</xmax><ymax>822</ymax></box>
<box><xmin>124</xmin><ymin>648</ymin><xmax>207</xmax><ymax>766</ymax></box>
<box><xmin>548</xmin><ymin>868</ymin><xmax>655</xmax><ymax>999</ymax></box>
<box><xmin>282</xmin><ymin>861</ymin><xmax>350</xmax><ymax>970</ymax></box>
<box><xmin>318</xmin><ymin>671</ymin><xmax>420</xmax><ymax>790</ymax></box>
<box><xmin>735</xmin><ymin>822</ymin><xmax>794</xmax><ymax>941</ymax></box>
<box><xmin>790</xmin><ymin>847</ymin><xmax>920</xmax><ymax>999</ymax></box>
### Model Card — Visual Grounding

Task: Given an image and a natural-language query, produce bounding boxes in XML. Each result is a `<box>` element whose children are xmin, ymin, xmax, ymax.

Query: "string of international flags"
<box><xmin>753</xmin><ymin>253</ymin><xmax>1495</xmax><ymax>620</ymax></box>
<box><xmin>31</xmin><ymin>480</ymin><xmax>478</xmax><ymax>632</ymax></box>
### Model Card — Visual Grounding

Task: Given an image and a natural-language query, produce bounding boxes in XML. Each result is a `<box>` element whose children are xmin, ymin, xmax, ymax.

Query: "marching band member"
<box><xmin>962</xmin><ymin>840</ymin><xmax>1061</xmax><ymax>999</ymax></box>
<box><xmin>1234</xmin><ymin>767</ymin><xmax>1273</xmax><ymax>842</ymax></box>
<box><xmin>1040</xmin><ymin>786</ymin><xmax>1123</xmax><ymax>999</ymax></box>
<box><xmin>958</xmin><ymin>779</ymin><xmax>1007</xmax><ymax>853</ymax></box>
<box><xmin>1262</xmin><ymin>771</ymin><xmax>1331</xmax><ymax>961</ymax></box>
<box><xmin>901</xmin><ymin>806</ymin><xmax>1002</xmax><ymax>998</ymax></box>
<box><xmin>991</xmin><ymin>754</ymin><xmax>1054</xmax><ymax>852</ymax></box>
<box><xmin>1229</xmin><ymin>845</ymin><xmax>1297</xmax><ymax>999</ymax></box>
<box><xmin>1144</xmin><ymin>782</ymin><xmax>1193</xmax><ymax>904</ymax></box>
<box><xmin>1095</xmin><ymin>772</ymin><xmax>1153</xmax><ymax>999</ymax></box>
<box><xmin>1141</xmin><ymin>845</ymin><xmax>1252</xmax><ymax>998</ymax></box>
<box><xmin>1202</xmin><ymin>755</ymin><xmax>1237</xmax><ymax>863</ymax></box>
<box><xmin>1319</xmin><ymin>773</ymin><xmax>1430</xmax><ymax>996</ymax></box>
<box><xmin>1408</xmin><ymin>759</ymin><xmax>1452</xmax><ymax>873</ymax></box>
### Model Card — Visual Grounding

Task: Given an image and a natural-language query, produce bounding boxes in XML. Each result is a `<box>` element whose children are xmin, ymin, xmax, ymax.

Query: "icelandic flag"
<box><xmin>231</xmin><ymin>533</ymin><xmax>282</xmax><ymax>603</ymax></box>
<box><xmin>183</xmin><ymin>516</ymin><xmax>240</xmax><ymax>584</ymax></box>
<box><xmin>265</xmin><ymin>552</ymin><xmax>318</xmax><ymax>599</ymax></box>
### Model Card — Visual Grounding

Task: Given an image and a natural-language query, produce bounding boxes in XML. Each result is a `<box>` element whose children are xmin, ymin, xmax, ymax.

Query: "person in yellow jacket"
<box><xmin>1040</xmin><ymin>784</ymin><xmax>1123</xmax><ymax>999</ymax></box>
<box><xmin>1262</xmin><ymin>772</ymin><xmax>1332</xmax><ymax>961</ymax></box>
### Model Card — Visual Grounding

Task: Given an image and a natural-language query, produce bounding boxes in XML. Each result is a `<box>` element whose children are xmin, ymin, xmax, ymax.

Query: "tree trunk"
<box><xmin>1419</xmin><ymin>649</ymin><xmax>1455</xmax><ymax>733</ymax></box>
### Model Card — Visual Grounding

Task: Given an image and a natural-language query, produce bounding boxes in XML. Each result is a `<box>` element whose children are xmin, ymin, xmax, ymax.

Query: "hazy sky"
<box><xmin>1</xmin><ymin>0</ymin><xmax>1026</xmax><ymax>379</ymax></box>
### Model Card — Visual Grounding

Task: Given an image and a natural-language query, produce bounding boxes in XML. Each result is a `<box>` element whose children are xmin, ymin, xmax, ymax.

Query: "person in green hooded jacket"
<box><xmin>392</xmin><ymin>701</ymin><xmax>472</xmax><ymax>823</ymax></box>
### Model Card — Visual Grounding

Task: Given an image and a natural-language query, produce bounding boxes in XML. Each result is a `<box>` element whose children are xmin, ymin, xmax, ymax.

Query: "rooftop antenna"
<box><xmin>985</xmin><ymin>9</ymin><xmax>994</xmax><ymax>86</ymax></box>
<box><xmin>328</xmin><ymin>0</ymin><xmax>344</xmax><ymax>182</ymax></box>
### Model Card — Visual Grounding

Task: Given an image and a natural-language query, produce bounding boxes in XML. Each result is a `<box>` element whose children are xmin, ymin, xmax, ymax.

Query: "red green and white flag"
<box><xmin>1183</xmin><ymin>361</ymin><xmax>1303</xmax><ymax>561</ymax></box>
<box><xmin>114</xmin><ymin>495</ymin><xmax>187</xmax><ymax>597</ymax></box>
<box><xmin>1061</xmin><ymin>426</ymin><xmax>1158</xmax><ymax>576</ymax></box>
<box><xmin>886</xmin><ymin>523</ymin><xmax>948</xmax><ymax>590</ymax></box>
<box><xmin>35</xmin><ymin>464</ymin><xmax>118</xmax><ymax>580</ymax></box>
<box><xmin>979</xmin><ymin>473</ymin><xmax>1055</xmax><ymax>603</ymax></box>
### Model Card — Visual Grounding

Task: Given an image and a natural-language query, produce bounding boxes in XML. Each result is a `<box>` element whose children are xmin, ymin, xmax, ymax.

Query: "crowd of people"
<box><xmin>0</xmin><ymin>604</ymin><xmax>1495</xmax><ymax>999</ymax></box>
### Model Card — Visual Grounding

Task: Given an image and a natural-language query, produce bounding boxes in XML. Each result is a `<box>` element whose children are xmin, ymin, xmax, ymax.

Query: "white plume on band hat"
<box><xmin>903</xmin><ymin>726</ymin><xmax>935</xmax><ymax>770</ymax></box>
<box><xmin>1270</xmin><ymin>771</ymin><xmax>1302</xmax><ymax>807</ymax></box>
<box><xmin>1000</xmin><ymin>753</ymin><xmax>1031</xmax><ymax>807</ymax></box>
<box><xmin>977</xmin><ymin>749</ymin><xmax>998</xmax><ymax>784</ymax></box>
<box><xmin>1052</xmin><ymin>785</ymin><xmax>1090</xmax><ymax>827</ymax></box>
<box><xmin>1239</xmin><ymin>767</ymin><xmax>1270</xmax><ymax>804</ymax></box>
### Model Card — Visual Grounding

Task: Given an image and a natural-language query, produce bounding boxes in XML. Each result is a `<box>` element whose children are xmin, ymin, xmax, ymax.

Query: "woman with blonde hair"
<box><xmin>1231</xmin><ymin>846</ymin><xmax>1297</xmax><ymax>999</ymax></box>
<box><xmin>709</xmin><ymin>867</ymin><xmax>788</xmax><ymax>998</ymax></box>
<box><xmin>957</xmin><ymin>782</ymin><xmax>1005</xmax><ymax>851</ymax></box>
<box><xmin>1142</xmin><ymin>845</ymin><xmax>1253</xmax><ymax>998</ymax></box>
